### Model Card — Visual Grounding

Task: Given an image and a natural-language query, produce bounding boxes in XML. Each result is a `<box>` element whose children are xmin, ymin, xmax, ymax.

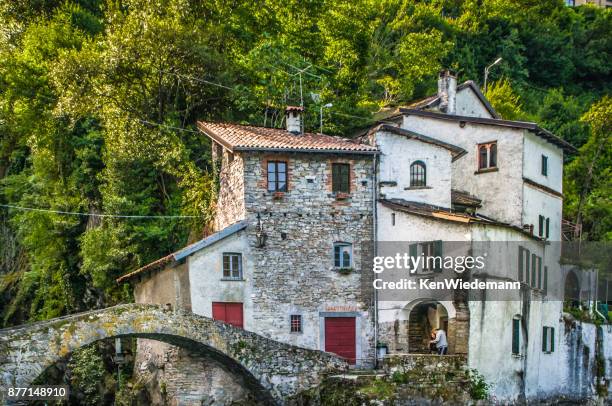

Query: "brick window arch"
<box><xmin>410</xmin><ymin>160</ymin><xmax>426</xmax><ymax>187</ymax></box>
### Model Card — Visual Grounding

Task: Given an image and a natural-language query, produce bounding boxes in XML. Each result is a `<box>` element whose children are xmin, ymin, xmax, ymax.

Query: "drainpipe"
<box><xmin>373</xmin><ymin>152</ymin><xmax>379</xmax><ymax>368</ymax></box>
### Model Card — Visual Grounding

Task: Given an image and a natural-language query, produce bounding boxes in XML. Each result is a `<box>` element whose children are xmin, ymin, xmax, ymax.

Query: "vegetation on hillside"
<box><xmin>0</xmin><ymin>0</ymin><xmax>610</xmax><ymax>326</ymax></box>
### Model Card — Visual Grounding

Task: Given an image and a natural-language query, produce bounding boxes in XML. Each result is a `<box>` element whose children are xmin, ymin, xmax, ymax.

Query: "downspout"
<box><xmin>373</xmin><ymin>152</ymin><xmax>379</xmax><ymax>368</ymax></box>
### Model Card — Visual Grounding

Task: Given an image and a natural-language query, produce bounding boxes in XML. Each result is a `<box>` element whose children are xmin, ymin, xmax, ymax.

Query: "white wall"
<box><xmin>375</xmin><ymin>131</ymin><xmax>453</xmax><ymax>207</ymax></box>
<box><xmin>522</xmin><ymin>185</ymin><xmax>563</xmax><ymax>241</ymax></box>
<box><xmin>188</xmin><ymin>230</ymin><xmax>254</xmax><ymax>328</ymax></box>
<box><xmin>455</xmin><ymin>86</ymin><xmax>494</xmax><ymax>118</ymax></box>
<box><xmin>401</xmin><ymin>115</ymin><xmax>525</xmax><ymax>227</ymax></box>
<box><xmin>522</xmin><ymin>132</ymin><xmax>563</xmax><ymax>193</ymax></box>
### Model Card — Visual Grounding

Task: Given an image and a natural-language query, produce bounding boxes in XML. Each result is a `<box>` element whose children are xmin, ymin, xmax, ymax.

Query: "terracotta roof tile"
<box><xmin>197</xmin><ymin>122</ymin><xmax>378</xmax><ymax>154</ymax></box>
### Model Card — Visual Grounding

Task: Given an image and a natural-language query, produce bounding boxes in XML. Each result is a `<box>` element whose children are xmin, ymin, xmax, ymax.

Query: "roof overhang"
<box><xmin>399</xmin><ymin>109</ymin><xmax>577</xmax><ymax>154</ymax></box>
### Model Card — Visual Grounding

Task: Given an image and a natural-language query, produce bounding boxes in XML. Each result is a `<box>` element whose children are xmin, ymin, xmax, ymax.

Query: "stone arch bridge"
<box><xmin>0</xmin><ymin>304</ymin><xmax>348</xmax><ymax>404</ymax></box>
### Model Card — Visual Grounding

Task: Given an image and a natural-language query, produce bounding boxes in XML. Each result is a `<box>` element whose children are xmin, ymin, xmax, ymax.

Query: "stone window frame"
<box><xmin>542</xmin><ymin>326</ymin><xmax>555</xmax><ymax>353</ymax></box>
<box><xmin>327</xmin><ymin>158</ymin><xmax>356</xmax><ymax>198</ymax></box>
<box><xmin>267</xmin><ymin>160</ymin><xmax>288</xmax><ymax>192</ymax></box>
<box><xmin>476</xmin><ymin>141</ymin><xmax>498</xmax><ymax>173</ymax></box>
<box><xmin>222</xmin><ymin>252</ymin><xmax>243</xmax><ymax>280</ymax></box>
<box><xmin>260</xmin><ymin>154</ymin><xmax>292</xmax><ymax>193</ymax></box>
<box><xmin>332</xmin><ymin>163</ymin><xmax>350</xmax><ymax>194</ymax></box>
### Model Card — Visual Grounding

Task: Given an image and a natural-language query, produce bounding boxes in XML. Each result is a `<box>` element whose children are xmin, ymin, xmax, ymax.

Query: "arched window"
<box><xmin>410</xmin><ymin>161</ymin><xmax>426</xmax><ymax>187</ymax></box>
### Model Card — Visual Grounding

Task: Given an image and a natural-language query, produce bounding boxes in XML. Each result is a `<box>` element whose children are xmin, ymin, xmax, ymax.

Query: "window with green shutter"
<box><xmin>531</xmin><ymin>253</ymin><xmax>537</xmax><ymax>287</ymax></box>
<box><xmin>538</xmin><ymin>258</ymin><xmax>542</xmax><ymax>289</ymax></box>
<box><xmin>518</xmin><ymin>246</ymin><xmax>524</xmax><ymax>282</ymax></box>
<box><xmin>543</xmin><ymin>266</ymin><xmax>548</xmax><ymax>294</ymax></box>
<box><xmin>541</xmin><ymin>155</ymin><xmax>548</xmax><ymax>176</ymax></box>
<box><xmin>332</xmin><ymin>163</ymin><xmax>350</xmax><ymax>193</ymax></box>
<box><xmin>512</xmin><ymin>317</ymin><xmax>521</xmax><ymax>355</ymax></box>
<box><xmin>433</xmin><ymin>240</ymin><xmax>443</xmax><ymax>272</ymax></box>
<box><xmin>542</xmin><ymin>326</ymin><xmax>554</xmax><ymax>353</ymax></box>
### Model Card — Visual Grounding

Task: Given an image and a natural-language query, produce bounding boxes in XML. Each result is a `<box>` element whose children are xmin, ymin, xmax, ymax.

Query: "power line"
<box><xmin>0</xmin><ymin>204</ymin><xmax>203</xmax><ymax>219</ymax></box>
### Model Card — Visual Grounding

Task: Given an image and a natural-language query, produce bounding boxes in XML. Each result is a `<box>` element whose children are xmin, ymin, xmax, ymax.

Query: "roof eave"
<box><xmin>232</xmin><ymin>146</ymin><xmax>379</xmax><ymax>155</ymax></box>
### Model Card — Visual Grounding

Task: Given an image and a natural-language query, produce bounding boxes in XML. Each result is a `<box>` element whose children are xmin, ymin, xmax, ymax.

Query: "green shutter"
<box><xmin>409</xmin><ymin>244</ymin><xmax>418</xmax><ymax>273</ymax></box>
<box><xmin>542</xmin><ymin>327</ymin><xmax>547</xmax><ymax>352</ymax></box>
<box><xmin>518</xmin><ymin>246</ymin><xmax>524</xmax><ymax>282</ymax></box>
<box><xmin>531</xmin><ymin>254</ymin><xmax>537</xmax><ymax>287</ymax></box>
<box><xmin>538</xmin><ymin>258</ymin><xmax>542</xmax><ymax>289</ymax></box>
<box><xmin>539</xmin><ymin>215</ymin><xmax>544</xmax><ymax>237</ymax></box>
<box><xmin>434</xmin><ymin>240</ymin><xmax>443</xmax><ymax>272</ymax></box>
<box><xmin>342</xmin><ymin>164</ymin><xmax>350</xmax><ymax>192</ymax></box>
<box><xmin>525</xmin><ymin>249</ymin><xmax>530</xmax><ymax>285</ymax></box>
<box><xmin>512</xmin><ymin>319</ymin><xmax>520</xmax><ymax>354</ymax></box>
<box><xmin>551</xmin><ymin>328</ymin><xmax>555</xmax><ymax>352</ymax></box>
<box><xmin>545</xmin><ymin>218</ymin><xmax>550</xmax><ymax>239</ymax></box>
<box><xmin>543</xmin><ymin>266</ymin><xmax>548</xmax><ymax>294</ymax></box>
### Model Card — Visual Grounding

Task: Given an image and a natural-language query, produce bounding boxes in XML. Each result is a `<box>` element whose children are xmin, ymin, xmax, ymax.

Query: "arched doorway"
<box><xmin>407</xmin><ymin>301</ymin><xmax>449</xmax><ymax>353</ymax></box>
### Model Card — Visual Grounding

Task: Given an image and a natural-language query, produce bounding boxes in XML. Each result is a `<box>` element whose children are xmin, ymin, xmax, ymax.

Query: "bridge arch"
<box><xmin>0</xmin><ymin>304</ymin><xmax>347</xmax><ymax>405</ymax></box>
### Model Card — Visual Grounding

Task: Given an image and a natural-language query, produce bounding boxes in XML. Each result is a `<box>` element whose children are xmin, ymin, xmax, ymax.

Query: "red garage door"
<box><xmin>212</xmin><ymin>302</ymin><xmax>243</xmax><ymax>328</ymax></box>
<box><xmin>325</xmin><ymin>317</ymin><xmax>356</xmax><ymax>364</ymax></box>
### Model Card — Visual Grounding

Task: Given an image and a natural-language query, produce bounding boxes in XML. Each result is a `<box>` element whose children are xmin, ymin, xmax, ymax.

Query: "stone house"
<box><xmin>118</xmin><ymin>71</ymin><xmax>610</xmax><ymax>403</ymax></box>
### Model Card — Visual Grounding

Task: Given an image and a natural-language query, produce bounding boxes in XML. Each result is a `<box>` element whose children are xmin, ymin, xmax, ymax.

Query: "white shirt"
<box><xmin>433</xmin><ymin>329</ymin><xmax>448</xmax><ymax>348</ymax></box>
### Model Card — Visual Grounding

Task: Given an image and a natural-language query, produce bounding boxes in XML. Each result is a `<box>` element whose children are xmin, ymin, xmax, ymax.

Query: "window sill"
<box><xmin>332</xmin><ymin>192</ymin><xmax>351</xmax><ymax>200</ymax></box>
<box><xmin>332</xmin><ymin>267</ymin><xmax>355</xmax><ymax>275</ymax></box>
<box><xmin>404</xmin><ymin>186</ymin><xmax>432</xmax><ymax>190</ymax></box>
<box><xmin>290</xmin><ymin>331</ymin><xmax>303</xmax><ymax>335</ymax></box>
<box><xmin>474</xmin><ymin>167</ymin><xmax>499</xmax><ymax>174</ymax></box>
<box><xmin>379</xmin><ymin>181</ymin><xmax>397</xmax><ymax>187</ymax></box>
<box><xmin>220</xmin><ymin>278</ymin><xmax>245</xmax><ymax>282</ymax></box>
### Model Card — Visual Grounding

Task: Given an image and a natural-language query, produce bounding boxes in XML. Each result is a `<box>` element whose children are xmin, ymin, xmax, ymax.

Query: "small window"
<box><xmin>541</xmin><ymin>155</ymin><xmax>548</xmax><ymax>176</ymax></box>
<box><xmin>539</xmin><ymin>216</ymin><xmax>550</xmax><ymax>238</ymax></box>
<box><xmin>334</xmin><ymin>242</ymin><xmax>352</xmax><ymax>268</ymax></box>
<box><xmin>512</xmin><ymin>316</ymin><xmax>521</xmax><ymax>355</ymax></box>
<box><xmin>332</xmin><ymin>163</ymin><xmax>350</xmax><ymax>193</ymax></box>
<box><xmin>410</xmin><ymin>161</ymin><xmax>426</xmax><ymax>187</ymax></box>
<box><xmin>538</xmin><ymin>215</ymin><xmax>545</xmax><ymax>237</ymax></box>
<box><xmin>478</xmin><ymin>142</ymin><xmax>497</xmax><ymax>170</ymax></box>
<box><xmin>222</xmin><ymin>253</ymin><xmax>242</xmax><ymax>280</ymax></box>
<box><xmin>542</xmin><ymin>326</ymin><xmax>555</xmax><ymax>353</ymax></box>
<box><xmin>391</xmin><ymin>212</ymin><xmax>396</xmax><ymax>226</ymax></box>
<box><xmin>290</xmin><ymin>315</ymin><xmax>302</xmax><ymax>333</ymax></box>
<box><xmin>267</xmin><ymin>161</ymin><xmax>287</xmax><ymax>192</ymax></box>
<box><xmin>545</xmin><ymin>218</ymin><xmax>550</xmax><ymax>239</ymax></box>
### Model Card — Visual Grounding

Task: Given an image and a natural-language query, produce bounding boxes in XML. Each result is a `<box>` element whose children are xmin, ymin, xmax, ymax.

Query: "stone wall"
<box><xmin>240</xmin><ymin>151</ymin><xmax>376</xmax><ymax>365</ymax></box>
<box><xmin>213</xmin><ymin>143</ymin><xmax>246</xmax><ymax>231</ymax></box>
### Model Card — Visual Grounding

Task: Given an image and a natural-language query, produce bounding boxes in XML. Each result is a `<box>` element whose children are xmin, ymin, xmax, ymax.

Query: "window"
<box><xmin>222</xmin><ymin>253</ymin><xmax>242</xmax><ymax>280</ymax></box>
<box><xmin>267</xmin><ymin>161</ymin><xmax>287</xmax><ymax>192</ymax></box>
<box><xmin>512</xmin><ymin>317</ymin><xmax>521</xmax><ymax>355</ymax></box>
<box><xmin>332</xmin><ymin>163</ymin><xmax>350</xmax><ymax>193</ymax></box>
<box><xmin>409</xmin><ymin>240</ymin><xmax>442</xmax><ymax>273</ymax></box>
<box><xmin>541</xmin><ymin>155</ymin><xmax>548</xmax><ymax>176</ymax></box>
<box><xmin>290</xmin><ymin>315</ymin><xmax>302</xmax><ymax>333</ymax></box>
<box><xmin>542</xmin><ymin>326</ymin><xmax>555</xmax><ymax>353</ymax></box>
<box><xmin>478</xmin><ymin>142</ymin><xmax>497</xmax><ymax>170</ymax></box>
<box><xmin>334</xmin><ymin>242</ymin><xmax>352</xmax><ymax>268</ymax></box>
<box><xmin>391</xmin><ymin>212</ymin><xmax>396</xmax><ymax>226</ymax></box>
<box><xmin>539</xmin><ymin>215</ymin><xmax>550</xmax><ymax>238</ymax></box>
<box><xmin>410</xmin><ymin>161</ymin><xmax>426</xmax><ymax>187</ymax></box>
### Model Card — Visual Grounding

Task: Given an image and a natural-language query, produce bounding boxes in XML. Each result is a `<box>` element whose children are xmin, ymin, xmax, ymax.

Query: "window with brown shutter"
<box><xmin>332</xmin><ymin>163</ymin><xmax>350</xmax><ymax>193</ymax></box>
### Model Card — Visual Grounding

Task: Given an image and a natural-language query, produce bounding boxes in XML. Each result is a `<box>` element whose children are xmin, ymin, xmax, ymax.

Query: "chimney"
<box><xmin>438</xmin><ymin>70</ymin><xmax>457</xmax><ymax>114</ymax></box>
<box><xmin>285</xmin><ymin>106</ymin><xmax>304</xmax><ymax>134</ymax></box>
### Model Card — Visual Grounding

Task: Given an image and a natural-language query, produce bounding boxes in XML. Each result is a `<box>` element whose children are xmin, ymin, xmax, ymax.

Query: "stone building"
<box><xmin>118</xmin><ymin>71</ymin><xmax>610</xmax><ymax>403</ymax></box>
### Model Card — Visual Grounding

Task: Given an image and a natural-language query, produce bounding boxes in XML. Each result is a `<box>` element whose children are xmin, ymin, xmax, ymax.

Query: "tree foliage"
<box><xmin>0</xmin><ymin>0</ymin><xmax>610</xmax><ymax>326</ymax></box>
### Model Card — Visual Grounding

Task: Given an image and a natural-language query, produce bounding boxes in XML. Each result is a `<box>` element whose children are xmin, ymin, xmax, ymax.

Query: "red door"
<box><xmin>325</xmin><ymin>317</ymin><xmax>356</xmax><ymax>364</ymax></box>
<box><xmin>212</xmin><ymin>302</ymin><xmax>243</xmax><ymax>328</ymax></box>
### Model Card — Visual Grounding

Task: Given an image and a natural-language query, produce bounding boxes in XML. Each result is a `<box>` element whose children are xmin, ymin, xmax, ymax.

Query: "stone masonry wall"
<box><xmin>240</xmin><ymin>151</ymin><xmax>376</xmax><ymax>365</ymax></box>
<box><xmin>214</xmin><ymin>143</ymin><xmax>246</xmax><ymax>231</ymax></box>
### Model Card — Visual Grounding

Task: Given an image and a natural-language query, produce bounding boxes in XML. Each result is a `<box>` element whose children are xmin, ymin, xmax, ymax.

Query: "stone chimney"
<box><xmin>285</xmin><ymin>106</ymin><xmax>304</xmax><ymax>134</ymax></box>
<box><xmin>438</xmin><ymin>70</ymin><xmax>457</xmax><ymax>114</ymax></box>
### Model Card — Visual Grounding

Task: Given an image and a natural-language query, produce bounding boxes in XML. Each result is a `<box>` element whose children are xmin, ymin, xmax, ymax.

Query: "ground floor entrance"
<box><xmin>324</xmin><ymin>316</ymin><xmax>356</xmax><ymax>364</ymax></box>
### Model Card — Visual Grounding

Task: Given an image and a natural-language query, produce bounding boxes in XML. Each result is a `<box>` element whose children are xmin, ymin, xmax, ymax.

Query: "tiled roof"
<box><xmin>197</xmin><ymin>122</ymin><xmax>378</xmax><ymax>154</ymax></box>
<box><xmin>379</xmin><ymin>198</ymin><xmax>542</xmax><ymax>240</ymax></box>
<box><xmin>116</xmin><ymin>220</ymin><xmax>248</xmax><ymax>283</ymax></box>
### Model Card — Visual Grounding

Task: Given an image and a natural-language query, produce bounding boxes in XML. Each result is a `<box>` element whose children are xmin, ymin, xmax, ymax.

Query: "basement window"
<box><xmin>477</xmin><ymin>142</ymin><xmax>497</xmax><ymax>170</ymax></box>
<box><xmin>222</xmin><ymin>253</ymin><xmax>242</xmax><ymax>280</ymax></box>
<box><xmin>290</xmin><ymin>315</ymin><xmax>302</xmax><ymax>333</ymax></box>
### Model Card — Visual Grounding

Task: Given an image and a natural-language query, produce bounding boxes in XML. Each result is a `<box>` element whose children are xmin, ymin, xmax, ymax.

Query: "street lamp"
<box><xmin>320</xmin><ymin>103</ymin><xmax>333</xmax><ymax>134</ymax></box>
<box><xmin>484</xmin><ymin>57</ymin><xmax>502</xmax><ymax>94</ymax></box>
